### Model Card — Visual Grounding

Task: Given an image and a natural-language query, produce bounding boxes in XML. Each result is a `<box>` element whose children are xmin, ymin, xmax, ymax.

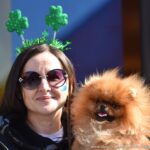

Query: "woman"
<box><xmin>0</xmin><ymin>44</ymin><xmax>76</xmax><ymax>150</ymax></box>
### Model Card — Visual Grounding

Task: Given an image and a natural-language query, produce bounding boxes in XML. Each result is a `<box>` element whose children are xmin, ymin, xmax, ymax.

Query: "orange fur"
<box><xmin>71</xmin><ymin>69</ymin><xmax>150</xmax><ymax>150</ymax></box>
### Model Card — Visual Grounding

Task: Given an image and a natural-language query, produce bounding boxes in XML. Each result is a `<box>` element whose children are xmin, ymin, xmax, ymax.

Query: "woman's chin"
<box><xmin>38</xmin><ymin>104</ymin><xmax>63</xmax><ymax>115</ymax></box>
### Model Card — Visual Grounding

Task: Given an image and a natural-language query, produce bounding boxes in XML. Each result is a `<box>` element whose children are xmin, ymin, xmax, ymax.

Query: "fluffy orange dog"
<box><xmin>71</xmin><ymin>69</ymin><xmax>150</xmax><ymax>150</ymax></box>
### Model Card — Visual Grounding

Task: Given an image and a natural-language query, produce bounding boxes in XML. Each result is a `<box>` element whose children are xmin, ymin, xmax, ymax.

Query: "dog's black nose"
<box><xmin>100</xmin><ymin>103</ymin><xmax>108</xmax><ymax>112</ymax></box>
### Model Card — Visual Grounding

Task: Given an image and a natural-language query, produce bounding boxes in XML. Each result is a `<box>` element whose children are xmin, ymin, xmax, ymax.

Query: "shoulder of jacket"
<box><xmin>0</xmin><ymin>118</ymin><xmax>14</xmax><ymax>150</ymax></box>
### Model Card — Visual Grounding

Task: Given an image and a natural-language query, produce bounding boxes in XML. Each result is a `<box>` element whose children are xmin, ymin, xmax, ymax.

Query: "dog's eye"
<box><xmin>112</xmin><ymin>103</ymin><xmax>120</xmax><ymax>109</ymax></box>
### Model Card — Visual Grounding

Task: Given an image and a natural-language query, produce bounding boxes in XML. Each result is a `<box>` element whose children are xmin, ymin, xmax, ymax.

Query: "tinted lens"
<box><xmin>21</xmin><ymin>72</ymin><xmax>41</xmax><ymax>90</ymax></box>
<box><xmin>47</xmin><ymin>69</ymin><xmax>67</xmax><ymax>87</ymax></box>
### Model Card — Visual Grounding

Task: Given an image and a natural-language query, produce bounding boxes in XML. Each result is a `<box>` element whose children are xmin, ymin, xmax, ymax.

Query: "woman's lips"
<box><xmin>36</xmin><ymin>95</ymin><xmax>55</xmax><ymax>101</ymax></box>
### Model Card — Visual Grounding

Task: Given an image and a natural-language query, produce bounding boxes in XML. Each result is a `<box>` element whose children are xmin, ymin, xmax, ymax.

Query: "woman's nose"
<box><xmin>38</xmin><ymin>78</ymin><xmax>51</xmax><ymax>92</ymax></box>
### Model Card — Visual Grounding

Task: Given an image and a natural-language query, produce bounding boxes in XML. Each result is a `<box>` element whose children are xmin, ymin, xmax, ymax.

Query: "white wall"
<box><xmin>0</xmin><ymin>0</ymin><xmax>11</xmax><ymax>83</ymax></box>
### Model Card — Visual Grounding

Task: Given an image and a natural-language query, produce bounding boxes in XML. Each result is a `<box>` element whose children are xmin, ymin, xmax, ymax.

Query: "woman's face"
<box><xmin>21</xmin><ymin>51</ymin><xmax>69</xmax><ymax>116</ymax></box>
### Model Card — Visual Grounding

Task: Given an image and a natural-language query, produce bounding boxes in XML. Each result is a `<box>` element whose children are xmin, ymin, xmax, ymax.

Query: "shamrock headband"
<box><xmin>6</xmin><ymin>5</ymin><xmax>70</xmax><ymax>54</ymax></box>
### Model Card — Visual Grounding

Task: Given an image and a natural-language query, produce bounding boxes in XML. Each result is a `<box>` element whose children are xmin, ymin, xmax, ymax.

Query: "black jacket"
<box><xmin>0</xmin><ymin>115</ymin><xmax>70</xmax><ymax>150</ymax></box>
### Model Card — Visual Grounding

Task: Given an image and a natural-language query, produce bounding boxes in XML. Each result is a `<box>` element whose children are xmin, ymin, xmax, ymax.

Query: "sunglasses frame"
<box><xmin>18</xmin><ymin>69</ymin><xmax>68</xmax><ymax>90</ymax></box>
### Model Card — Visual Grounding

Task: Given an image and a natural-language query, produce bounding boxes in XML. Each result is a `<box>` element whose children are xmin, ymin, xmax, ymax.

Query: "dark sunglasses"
<box><xmin>19</xmin><ymin>69</ymin><xmax>68</xmax><ymax>90</ymax></box>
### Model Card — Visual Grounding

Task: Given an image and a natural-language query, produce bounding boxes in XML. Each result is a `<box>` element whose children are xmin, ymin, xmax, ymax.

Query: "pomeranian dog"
<box><xmin>71</xmin><ymin>69</ymin><xmax>150</xmax><ymax>150</ymax></box>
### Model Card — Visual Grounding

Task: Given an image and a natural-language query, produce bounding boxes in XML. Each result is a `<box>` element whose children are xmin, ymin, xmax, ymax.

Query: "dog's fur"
<box><xmin>71</xmin><ymin>69</ymin><xmax>150</xmax><ymax>150</ymax></box>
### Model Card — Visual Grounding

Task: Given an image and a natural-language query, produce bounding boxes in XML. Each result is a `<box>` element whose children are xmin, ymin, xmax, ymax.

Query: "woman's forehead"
<box><xmin>23</xmin><ymin>51</ymin><xmax>63</xmax><ymax>73</ymax></box>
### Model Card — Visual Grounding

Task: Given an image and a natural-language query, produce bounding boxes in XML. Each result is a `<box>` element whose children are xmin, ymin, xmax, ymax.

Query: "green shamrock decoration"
<box><xmin>6</xmin><ymin>9</ymin><xmax>29</xmax><ymax>36</ymax></box>
<box><xmin>45</xmin><ymin>5</ymin><xmax>68</xmax><ymax>33</ymax></box>
<box><xmin>45</xmin><ymin>5</ymin><xmax>70</xmax><ymax>50</ymax></box>
<box><xmin>6</xmin><ymin>5</ymin><xmax>71</xmax><ymax>55</ymax></box>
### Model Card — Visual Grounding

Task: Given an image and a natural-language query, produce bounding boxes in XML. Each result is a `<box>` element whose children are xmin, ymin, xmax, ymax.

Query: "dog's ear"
<box><xmin>129</xmin><ymin>87</ymin><xmax>137</xmax><ymax>98</ymax></box>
